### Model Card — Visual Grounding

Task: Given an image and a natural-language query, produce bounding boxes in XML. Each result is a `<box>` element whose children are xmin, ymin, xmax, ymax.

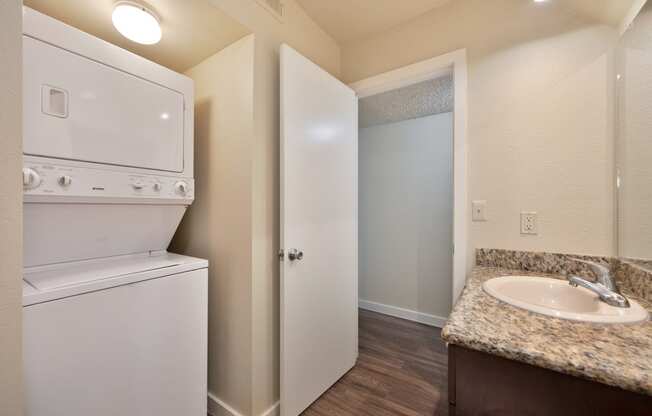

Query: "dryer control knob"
<box><xmin>58</xmin><ymin>175</ymin><xmax>72</xmax><ymax>187</ymax></box>
<box><xmin>23</xmin><ymin>168</ymin><xmax>42</xmax><ymax>190</ymax></box>
<box><xmin>174</xmin><ymin>181</ymin><xmax>189</xmax><ymax>195</ymax></box>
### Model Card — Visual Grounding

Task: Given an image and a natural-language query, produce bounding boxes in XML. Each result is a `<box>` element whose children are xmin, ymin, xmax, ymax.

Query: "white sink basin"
<box><xmin>483</xmin><ymin>276</ymin><xmax>648</xmax><ymax>324</ymax></box>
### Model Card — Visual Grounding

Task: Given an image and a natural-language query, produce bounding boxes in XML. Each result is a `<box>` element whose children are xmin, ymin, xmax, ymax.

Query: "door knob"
<box><xmin>288</xmin><ymin>249</ymin><xmax>304</xmax><ymax>261</ymax></box>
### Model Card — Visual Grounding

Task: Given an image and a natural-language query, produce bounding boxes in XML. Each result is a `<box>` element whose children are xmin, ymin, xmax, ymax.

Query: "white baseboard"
<box><xmin>208</xmin><ymin>392</ymin><xmax>279</xmax><ymax>416</ymax></box>
<box><xmin>358</xmin><ymin>299</ymin><xmax>448</xmax><ymax>328</ymax></box>
<box><xmin>207</xmin><ymin>392</ymin><xmax>241</xmax><ymax>416</ymax></box>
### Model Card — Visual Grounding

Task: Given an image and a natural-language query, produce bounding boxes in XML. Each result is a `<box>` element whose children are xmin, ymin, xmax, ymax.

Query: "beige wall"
<box><xmin>171</xmin><ymin>34</ymin><xmax>256</xmax><ymax>415</ymax></box>
<box><xmin>210</xmin><ymin>0</ymin><xmax>340</xmax><ymax>77</ymax></box>
<box><xmin>175</xmin><ymin>1</ymin><xmax>341</xmax><ymax>415</ymax></box>
<box><xmin>342</xmin><ymin>0</ymin><xmax>618</xmax><ymax>259</ymax></box>
<box><xmin>0</xmin><ymin>0</ymin><xmax>23</xmax><ymax>414</ymax></box>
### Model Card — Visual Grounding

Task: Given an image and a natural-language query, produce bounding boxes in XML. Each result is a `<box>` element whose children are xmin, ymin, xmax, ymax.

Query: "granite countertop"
<box><xmin>441</xmin><ymin>266</ymin><xmax>652</xmax><ymax>396</ymax></box>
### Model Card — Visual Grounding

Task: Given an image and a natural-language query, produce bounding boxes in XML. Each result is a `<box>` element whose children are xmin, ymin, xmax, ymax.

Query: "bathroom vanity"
<box><xmin>443</xmin><ymin>4</ymin><xmax>652</xmax><ymax>414</ymax></box>
<box><xmin>442</xmin><ymin>250</ymin><xmax>652</xmax><ymax>416</ymax></box>
<box><xmin>448</xmin><ymin>344</ymin><xmax>650</xmax><ymax>416</ymax></box>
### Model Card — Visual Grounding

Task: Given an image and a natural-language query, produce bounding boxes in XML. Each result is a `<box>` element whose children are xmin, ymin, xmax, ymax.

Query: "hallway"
<box><xmin>303</xmin><ymin>310</ymin><xmax>449</xmax><ymax>415</ymax></box>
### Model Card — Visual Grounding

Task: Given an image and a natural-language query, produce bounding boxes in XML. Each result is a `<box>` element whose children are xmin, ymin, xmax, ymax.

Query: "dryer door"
<box><xmin>23</xmin><ymin>36</ymin><xmax>185</xmax><ymax>172</ymax></box>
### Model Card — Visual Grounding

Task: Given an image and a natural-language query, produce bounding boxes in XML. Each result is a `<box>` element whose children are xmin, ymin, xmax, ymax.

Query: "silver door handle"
<box><xmin>288</xmin><ymin>249</ymin><xmax>304</xmax><ymax>261</ymax></box>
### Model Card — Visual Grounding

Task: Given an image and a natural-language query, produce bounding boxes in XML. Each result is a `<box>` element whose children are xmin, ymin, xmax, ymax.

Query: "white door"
<box><xmin>280</xmin><ymin>44</ymin><xmax>358</xmax><ymax>416</ymax></box>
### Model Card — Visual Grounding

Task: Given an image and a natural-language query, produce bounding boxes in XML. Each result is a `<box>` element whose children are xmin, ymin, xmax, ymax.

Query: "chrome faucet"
<box><xmin>567</xmin><ymin>259</ymin><xmax>630</xmax><ymax>308</ymax></box>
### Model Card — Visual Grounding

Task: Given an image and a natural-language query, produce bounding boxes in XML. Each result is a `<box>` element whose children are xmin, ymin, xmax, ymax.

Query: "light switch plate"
<box><xmin>521</xmin><ymin>212</ymin><xmax>538</xmax><ymax>235</ymax></box>
<box><xmin>472</xmin><ymin>200</ymin><xmax>487</xmax><ymax>221</ymax></box>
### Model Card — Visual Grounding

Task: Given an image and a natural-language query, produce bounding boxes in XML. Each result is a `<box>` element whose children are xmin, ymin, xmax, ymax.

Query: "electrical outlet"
<box><xmin>521</xmin><ymin>212</ymin><xmax>538</xmax><ymax>235</ymax></box>
<box><xmin>472</xmin><ymin>200</ymin><xmax>487</xmax><ymax>221</ymax></box>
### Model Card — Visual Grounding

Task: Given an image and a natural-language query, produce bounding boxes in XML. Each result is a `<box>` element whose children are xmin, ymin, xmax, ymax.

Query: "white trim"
<box><xmin>349</xmin><ymin>49</ymin><xmax>464</xmax><ymax>98</ymax></box>
<box><xmin>207</xmin><ymin>393</ymin><xmax>280</xmax><ymax>416</ymax></box>
<box><xmin>350</xmin><ymin>66</ymin><xmax>452</xmax><ymax>99</ymax></box>
<box><xmin>359</xmin><ymin>299</ymin><xmax>448</xmax><ymax>328</ymax></box>
<box><xmin>207</xmin><ymin>392</ymin><xmax>241</xmax><ymax>416</ymax></box>
<box><xmin>350</xmin><ymin>49</ymin><xmax>469</xmax><ymax>305</ymax></box>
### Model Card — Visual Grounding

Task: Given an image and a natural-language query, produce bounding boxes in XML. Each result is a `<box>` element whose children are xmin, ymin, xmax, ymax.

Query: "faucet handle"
<box><xmin>569</xmin><ymin>258</ymin><xmax>615</xmax><ymax>291</ymax></box>
<box><xmin>568</xmin><ymin>275</ymin><xmax>630</xmax><ymax>308</ymax></box>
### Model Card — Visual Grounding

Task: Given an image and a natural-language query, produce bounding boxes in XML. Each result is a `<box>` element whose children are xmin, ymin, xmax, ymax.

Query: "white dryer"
<box><xmin>21</xmin><ymin>7</ymin><xmax>207</xmax><ymax>416</ymax></box>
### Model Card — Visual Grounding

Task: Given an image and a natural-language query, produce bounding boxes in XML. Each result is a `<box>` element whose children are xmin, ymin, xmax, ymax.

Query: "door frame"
<box><xmin>349</xmin><ymin>48</ymin><xmax>469</xmax><ymax>305</ymax></box>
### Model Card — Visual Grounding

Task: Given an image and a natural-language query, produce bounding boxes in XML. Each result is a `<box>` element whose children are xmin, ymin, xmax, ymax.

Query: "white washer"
<box><xmin>23</xmin><ymin>253</ymin><xmax>208</xmax><ymax>416</ymax></box>
<box><xmin>21</xmin><ymin>8</ymin><xmax>207</xmax><ymax>416</ymax></box>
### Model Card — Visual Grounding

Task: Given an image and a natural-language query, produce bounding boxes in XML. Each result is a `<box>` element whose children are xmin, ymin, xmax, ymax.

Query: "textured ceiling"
<box><xmin>23</xmin><ymin>0</ymin><xmax>251</xmax><ymax>72</ymax></box>
<box><xmin>296</xmin><ymin>0</ymin><xmax>453</xmax><ymax>43</ymax></box>
<box><xmin>298</xmin><ymin>0</ymin><xmax>639</xmax><ymax>44</ymax></box>
<box><xmin>359</xmin><ymin>74</ymin><xmax>453</xmax><ymax>129</ymax></box>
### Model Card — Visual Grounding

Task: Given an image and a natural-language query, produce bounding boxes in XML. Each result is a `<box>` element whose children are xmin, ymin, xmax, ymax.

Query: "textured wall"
<box><xmin>618</xmin><ymin>2</ymin><xmax>652</xmax><ymax>261</ymax></box>
<box><xmin>342</xmin><ymin>0</ymin><xmax>618</xmax><ymax>259</ymax></box>
<box><xmin>171</xmin><ymin>35</ymin><xmax>255</xmax><ymax>416</ymax></box>
<box><xmin>0</xmin><ymin>0</ymin><xmax>23</xmax><ymax>414</ymax></box>
<box><xmin>359</xmin><ymin>113</ymin><xmax>453</xmax><ymax>318</ymax></box>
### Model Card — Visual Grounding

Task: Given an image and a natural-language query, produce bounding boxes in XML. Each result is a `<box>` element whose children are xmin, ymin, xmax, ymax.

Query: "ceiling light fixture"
<box><xmin>112</xmin><ymin>1</ymin><xmax>162</xmax><ymax>45</ymax></box>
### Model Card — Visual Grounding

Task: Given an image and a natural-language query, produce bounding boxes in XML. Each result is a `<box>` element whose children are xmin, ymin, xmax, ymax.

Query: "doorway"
<box><xmin>351</xmin><ymin>50</ymin><xmax>468</xmax><ymax>323</ymax></box>
<box><xmin>357</xmin><ymin>73</ymin><xmax>455</xmax><ymax>325</ymax></box>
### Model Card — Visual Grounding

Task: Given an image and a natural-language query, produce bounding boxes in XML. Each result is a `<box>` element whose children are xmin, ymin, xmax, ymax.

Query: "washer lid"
<box><xmin>23</xmin><ymin>253</ymin><xmax>206</xmax><ymax>292</ymax></box>
<box><xmin>25</xmin><ymin>255</ymin><xmax>181</xmax><ymax>291</ymax></box>
<box><xmin>23</xmin><ymin>252</ymin><xmax>208</xmax><ymax>306</ymax></box>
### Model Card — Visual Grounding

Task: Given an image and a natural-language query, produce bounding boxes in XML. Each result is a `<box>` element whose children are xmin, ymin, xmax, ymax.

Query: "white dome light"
<box><xmin>112</xmin><ymin>2</ymin><xmax>161</xmax><ymax>45</ymax></box>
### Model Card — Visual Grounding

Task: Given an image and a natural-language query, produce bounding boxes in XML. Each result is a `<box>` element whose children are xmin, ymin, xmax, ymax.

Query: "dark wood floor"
<box><xmin>302</xmin><ymin>309</ymin><xmax>449</xmax><ymax>416</ymax></box>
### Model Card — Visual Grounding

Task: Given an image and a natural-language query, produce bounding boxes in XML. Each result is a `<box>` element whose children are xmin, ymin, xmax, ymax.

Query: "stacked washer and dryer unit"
<box><xmin>21</xmin><ymin>8</ymin><xmax>207</xmax><ymax>416</ymax></box>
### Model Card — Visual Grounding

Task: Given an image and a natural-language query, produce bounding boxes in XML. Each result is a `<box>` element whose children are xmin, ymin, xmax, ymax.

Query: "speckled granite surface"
<box><xmin>442</xmin><ymin>266</ymin><xmax>652</xmax><ymax>396</ymax></box>
<box><xmin>476</xmin><ymin>248</ymin><xmax>617</xmax><ymax>278</ymax></box>
<box><xmin>617</xmin><ymin>260</ymin><xmax>652</xmax><ymax>302</ymax></box>
<box><xmin>624</xmin><ymin>258</ymin><xmax>652</xmax><ymax>272</ymax></box>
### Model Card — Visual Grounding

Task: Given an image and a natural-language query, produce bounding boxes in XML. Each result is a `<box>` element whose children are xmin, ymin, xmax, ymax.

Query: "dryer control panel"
<box><xmin>22</xmin><ymin>162</ymin><xmax>194</xmax><ymax>203</ymax></box>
